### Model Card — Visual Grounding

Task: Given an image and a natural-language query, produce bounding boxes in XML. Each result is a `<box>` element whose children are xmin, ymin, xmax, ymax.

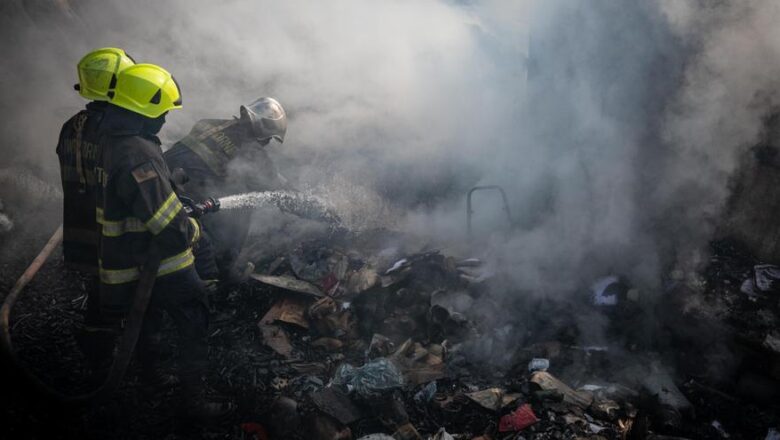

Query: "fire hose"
<box><xmin>0</xmin><ymin>196</ymin><xmax>219</xmax><ymax>404</ymax></box>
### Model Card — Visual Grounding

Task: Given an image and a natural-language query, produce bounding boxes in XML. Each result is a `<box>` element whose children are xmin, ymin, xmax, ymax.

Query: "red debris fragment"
<box><xmin>240</xmin><ymin>422</ymin><xmax>269</xmax><ymax>440</ymax></box>
<box><xmin>321</xmin><ymin>272</ymin><xmax>340</xmax><ymax>294</ymax></box>
<box><xmin>498</xmin><ymin>404</ymin><xmax>539</xmax><ymax>432</ymax></box>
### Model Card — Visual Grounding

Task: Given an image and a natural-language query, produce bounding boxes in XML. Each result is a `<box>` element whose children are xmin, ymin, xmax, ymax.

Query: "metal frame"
<box><xmin>467</xmin><ymin>185</ymin><xmax>512</xmax><ymax>237</ymax></box>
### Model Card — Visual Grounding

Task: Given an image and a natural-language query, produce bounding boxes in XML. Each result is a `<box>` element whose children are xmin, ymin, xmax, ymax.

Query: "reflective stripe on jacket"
<box><xmin>175</xmin><ymin>119</ymin><xmax>242</xmax><ymax>177</ymax></box>
<box><xmin>94</xmin><ymin>105</ymin><xmax>198</xmax><ymax>314</ymax></box>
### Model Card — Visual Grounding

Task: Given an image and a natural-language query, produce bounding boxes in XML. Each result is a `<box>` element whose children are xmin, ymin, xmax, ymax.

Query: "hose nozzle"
<box><xmin>182</xmin><ymin>196</ymin><xmax>221</xmax><ymax>218</ymax></box>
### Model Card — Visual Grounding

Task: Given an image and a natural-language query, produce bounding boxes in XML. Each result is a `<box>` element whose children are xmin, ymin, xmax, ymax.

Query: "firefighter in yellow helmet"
<box><xmin>93</xmin><ymin>63</ymin><xmax>229</xmax><ymax>419</ymax></box>
<box><xmin>56</xmin><ymin>47</ymin><xmax>134</xmax><ymax>376</ymax></box>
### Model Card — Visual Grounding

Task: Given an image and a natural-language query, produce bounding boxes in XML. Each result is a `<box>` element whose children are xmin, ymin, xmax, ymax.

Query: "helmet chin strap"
<box><xmin>143</xmin><ymin>113</ymin><xmax>166</xmax><ymax>135</ymax></box>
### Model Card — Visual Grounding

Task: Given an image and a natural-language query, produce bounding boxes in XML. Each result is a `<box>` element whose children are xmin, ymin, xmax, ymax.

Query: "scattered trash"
<box><xmin>239</xmin><ymin>422</ymin><xmax>269</xmax><ymax>440</ymax></box>
<box><xmin>261</xmin><ymin>297</ymin><xmax>311</xmax><ymax>329</ymax></box>
<box><xmin>589</xmin><ymin>422</ymin><xmax>607</xmax><ymax>434</ymax></box>
<box><xmin>590</xmin><ymin>275</ymin><xmax>624</xmax><ymax>306</ymax></box>
<box><xmin>308</xmin><ymin>296</ymin><xmax>355</xmax><ymax>337</ymax></box>
<box><xmin>311</xmin><ymin>337</ymin><xmax>344</xmax><ymax>351</ymax></box>
<box><xmin>530</xmin><ymin>371</ymin><xmax>593</xmax><ymax>409</ymax></box>
<box><xmin>465</xmin><ymin>388</ymin><xmax>505</xmax><ymax>412</ymax></box>
<box><xmin>250</xmin><ymin>273</ymin><xmax>323</xmax><ymax>297</ymax></box>
<box><xmin>711</xmin><ymin>420</ymin><xmax>730</xmax><ymax>438</ymax></box>
<box><xmin>428</xmin><ymin>304</ymin><xmax>469</xmax><ymax>342</ymax></box>
<box><xmin>413</xmin><ymin>381</ymin><xmax>437</xmax><ymax>403</ymax></box>
<box><xmin>367</xmin><ymin>333</ymin><xmax>395</xmax><ymax>359</ymax></box>
<box><xmin>390</xmin><ymin>339</ymin><xmax>446</xmax><ymax>386</ymax></box>
<box><xmin>634</xmin><ymin>365</ymin><xmax>692</xmax><ymax>428</ymax></box>
<box><xmin>741</xmin><ymin>264</ymin><xmax>780</xmax><ymax>299</ymax></box>
<box><xmin>431</xmin><ymin>427</ymin><xmax>455</xmax><ymax>440</ymax></box>
<box><xmin>590</xmin><ymin>398</ymin><xmax>621</xmax><ymax>421</ymax></box>
<box><xmin>753</xmin><ymin>264</ymin><xmax>780</xmax><ymax>292</ymax></box>
<box><xmin>528</xmin><ymin>357</ymin><xmax>550</xmax><ymax>372</ymax></box>
<box><xmin>289</xmin><ymin>244</ymin><xmax>349</xmax><ymax>290</ymax></box>
<box><xmin>498</xmin><ymin>404</ymin><xmax>539</xmax><ymax>432</ymax></box>
<box><xmin>641</xmin><ymin>368</ymin><xmax>692</xmax><ymax>412</ymax></box>
<box><xmin>258</xmin><ymin>324</ymin><xmax>294</xmax><ymax>357</ymax></box>
<box><xmin>464</xmin><ymin>387</ymin><xmax>521</xmax><ymax>412</ymax></box>
<box><xmin>332</xmin><ymin>358</ymin><xmax>404</xmax><ymax>398</ymax></box>
<box><xmin>386</xmin><ymin>258</ymin><xmax>409</xmax><ymax>274</ymax></box>
<box><xmin>310</xmin><ymin>387</ymin><xmax>364</xmax><ymax>425</ymax></box>
<box><xmin>740</xmin><ymin>277</ymin><xmax>760</xmax><ymax>299</ymax></box>
<box><xmin>346</xmin><ymin>266</ymin><xmax>380</xmax><ymax>295</ymax></box>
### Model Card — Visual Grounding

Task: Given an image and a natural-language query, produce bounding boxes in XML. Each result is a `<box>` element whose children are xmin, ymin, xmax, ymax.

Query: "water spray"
<box><xmin>218</xmin><ymin>191</ymin><xmax>342</xmax><ymax>227</ymax></box>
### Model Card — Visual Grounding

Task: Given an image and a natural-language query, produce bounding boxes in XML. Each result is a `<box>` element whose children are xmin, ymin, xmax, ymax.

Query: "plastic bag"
<box><xmin>332</xmin><ymin>358</ymin><xmax>404</xmax><ymax>398</ymax></box>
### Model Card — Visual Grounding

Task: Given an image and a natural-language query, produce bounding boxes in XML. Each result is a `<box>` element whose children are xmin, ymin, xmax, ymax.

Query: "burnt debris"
<box><xmin>2</xmin><ymin>224</ymin><xmax>779</xmax><ymax>439</ymax></box>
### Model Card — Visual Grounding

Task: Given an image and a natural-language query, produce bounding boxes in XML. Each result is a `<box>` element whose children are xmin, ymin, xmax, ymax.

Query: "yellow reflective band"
<box><xmin>98</xmin><ymin>263</ymin><xmax>141</xmax><ymax>285</ymax></box>
<box><xmin>189</xmin><ymin>217</ymin><xmax>201</xmax><ymax>244</ymax></box>
<box><xmin>96</xmin><ymin>208</ymin><xmax>147</xmax><ymax>237</ymax></box>
<box><xmin>98</xmin><ymin>248</ymin><xmax>194</xmax><ymax>285</ymax></box>
<box><xmin>157</xmin><ymin>247</ymin><xmax>195</xmax><ymax>277</ymax></box>
<box><xmin>145</xmin><ymin>192</ymin><xmax>183</xmax><ymax>235</ymax></box>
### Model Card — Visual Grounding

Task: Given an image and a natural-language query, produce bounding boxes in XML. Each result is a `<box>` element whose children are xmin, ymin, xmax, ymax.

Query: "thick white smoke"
<box><xmin>1</xmin><ymin>0</ymin><xmax>779</xmax><ymax>302</ymax></box>
<box><xmin>660</xmin><ymin>0</ymin><xmax>780</xmax><ymax>238</ymax></box>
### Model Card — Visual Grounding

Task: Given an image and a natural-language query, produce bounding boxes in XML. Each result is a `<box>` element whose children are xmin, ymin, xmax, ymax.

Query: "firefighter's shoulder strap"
<box><xmin>73</xmin><ymin>113</ymin><xmax>88</xmax><ymax>190</ymax></box>
<box><xmin>178</xmin><ymin>119</ymin><xmax>239</xmax><ymax>178</ymax></box>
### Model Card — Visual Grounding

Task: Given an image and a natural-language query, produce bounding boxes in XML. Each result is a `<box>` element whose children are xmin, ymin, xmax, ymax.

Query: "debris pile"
<box><xmin>204</xmin><ymin>230</ymin><xmax>779</xmax><ymax>439</ymax></box>
<box><xmin>3</xmin><ymin>225</ymin><xmax>780</xmax><ymax>438</ymax></box>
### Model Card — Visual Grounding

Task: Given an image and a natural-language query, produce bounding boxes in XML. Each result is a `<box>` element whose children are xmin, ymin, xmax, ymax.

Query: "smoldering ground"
<box><xmin>1</xmin><ymin>0</ymin><xmax>780</xmax><ymax>373</ymax></box>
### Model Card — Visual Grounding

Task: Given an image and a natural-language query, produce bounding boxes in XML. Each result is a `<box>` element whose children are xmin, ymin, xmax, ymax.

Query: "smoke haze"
<box><xmin>1</xmin><ymin>0</ymin><xmax>779</xmax><ymax>299</ymax></box>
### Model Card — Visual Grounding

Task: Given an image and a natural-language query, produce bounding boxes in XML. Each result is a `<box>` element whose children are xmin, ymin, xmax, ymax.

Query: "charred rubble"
<box><xmin>1</xmin><ymin>206</ymin><xmax>779</xmax><ymax>439</ymax></box>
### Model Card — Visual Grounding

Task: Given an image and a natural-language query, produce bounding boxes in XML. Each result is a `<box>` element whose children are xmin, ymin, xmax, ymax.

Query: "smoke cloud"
<box><xmin>2</xmin><ymin>0</ymin><xmax>779</xmax><ymax>307</ymax></box>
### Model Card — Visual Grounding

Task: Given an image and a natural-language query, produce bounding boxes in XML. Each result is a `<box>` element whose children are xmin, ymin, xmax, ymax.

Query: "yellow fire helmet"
<box><xmin>109</xmin><ymin>63</ymin><xmax>183</xmax><ymax>119</ymax></box>
<box><xmin>75</xmin><ymin>47</ymin><xmax>136</xmax><ymax>101</ymax></box>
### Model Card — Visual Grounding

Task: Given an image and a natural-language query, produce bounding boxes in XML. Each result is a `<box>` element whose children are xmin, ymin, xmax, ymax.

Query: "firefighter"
<box><xmin>56</xmin><ymin>47</ymin><xmax>135</xmax><ymax>372</ymax></box>
<box><xmin>95</xmin><ymin>63</ymin><xmax>228</xmax><ymax>418</ymax></box>
<box><xmin>163</xmin><ymin>97</ymin><xmax>288</xmax><ymax>280</ymax></box>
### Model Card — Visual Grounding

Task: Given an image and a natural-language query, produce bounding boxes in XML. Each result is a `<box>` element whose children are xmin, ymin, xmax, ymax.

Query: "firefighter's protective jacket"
<box><xmin>163</xmin><ymin>119</ymin><xmax>285</xmax><ymax>278</ymax></box>
<box><xmin>164</xmin><ymin>119</ymin><xmax>285</xmax><ymax>200</ymax></box>
<box><xmin>56</xmin><ymin>101</ymin><xmax>108</xmax><ymax>274</ymax></box>
<box><xmin>95</xmin><ymin>105</ymin><xmax>199</xmax><ymax>316</ymax></box>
